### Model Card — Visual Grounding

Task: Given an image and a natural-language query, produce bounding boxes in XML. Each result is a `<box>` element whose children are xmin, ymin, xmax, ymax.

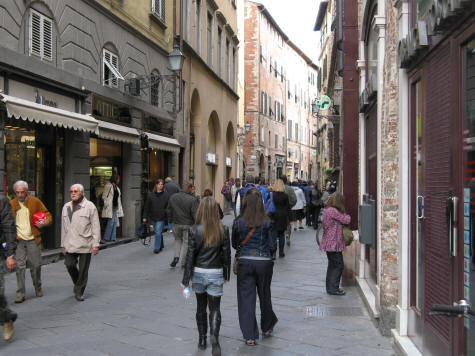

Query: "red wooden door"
<box><xmin>421</xmin><ymin>42</ymin><xmax>457</xmax><ymax>356</ymax></box>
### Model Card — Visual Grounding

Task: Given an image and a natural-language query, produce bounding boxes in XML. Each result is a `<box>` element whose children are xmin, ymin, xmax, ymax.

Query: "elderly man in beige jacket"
<box><xmin>61</xmin><ymin>183</ymin><xmax>100</xmax><ymax>301</ymax></box>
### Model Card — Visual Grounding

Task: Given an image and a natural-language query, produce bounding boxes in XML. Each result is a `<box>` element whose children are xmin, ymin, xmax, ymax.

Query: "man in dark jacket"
<box><xmin>164</xmin><ymin>177</ymin><xmax>180</xmax><ymax>232</ymax></box>
<box><xmin>0</xmin><ymin>195</ymin><xmax>18</xmax><ymax>340</ymax></box>
<box><xmin>143</xmin><ymin>179</ymin><xmax>170</xmax><ymax>254</ymax></box>
<box><xmin>280</xmin><ymin>176</ymin><xmax>297</xmax><ymax>246</ymax></box>
<box><xmin>167</xmin><ymin>181</ymin><xmax>199</xmax><ymax>268</ymax></box>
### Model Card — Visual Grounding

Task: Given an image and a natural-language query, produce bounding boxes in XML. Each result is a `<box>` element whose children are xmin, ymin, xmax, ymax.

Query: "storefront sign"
<box><xmin>92</xmin><ymin>95</ymin><xmax>131</xmax><ymax>124</ymax></box>
<box><xmin>8</xmin><ymin>80</ymin><xmax>75</xmax><ymax>111</ymax></box>
<box><xmin>399</xmin><ymin>0</ymin><xmax>472</xmax><ymax>68</ymax></box>
<box><xmin>35</xmin><ymin>92</ymin><xmax>57</xmax><ymax>108</ymax></box>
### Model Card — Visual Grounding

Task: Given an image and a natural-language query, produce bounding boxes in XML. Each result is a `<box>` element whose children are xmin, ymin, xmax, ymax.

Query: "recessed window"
<box><xmin>152</xmin><ymin>0</ymin><xmax>166</xmax><ymax>21</ymax></box>
<box><xmin>29</xmin><ymin>9</ymin><xmax>53</xmax><ymax>61</ymax></box>
<box><xmin>103</xmin><ymin>49</ymin><xmax>120</xmax><ymax>88</ymax></box>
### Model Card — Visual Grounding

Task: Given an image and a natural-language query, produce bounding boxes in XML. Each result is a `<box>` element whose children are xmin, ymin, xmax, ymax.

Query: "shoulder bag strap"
<box><xmin>241</xmin><ymin>227</ymin><xmax>256</xmax><ymax>246</ymax></box>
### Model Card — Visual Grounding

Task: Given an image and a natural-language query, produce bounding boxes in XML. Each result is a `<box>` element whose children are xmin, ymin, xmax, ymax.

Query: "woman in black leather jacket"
<box><xmin>232</xmin><ymin>188</ymin><xmax>278</xmax><ymax>346</ymax></box>
<box><xmin>182</xmin><ymin>197</ymin><xmax>230</xmax><ymax>356</ymax></box>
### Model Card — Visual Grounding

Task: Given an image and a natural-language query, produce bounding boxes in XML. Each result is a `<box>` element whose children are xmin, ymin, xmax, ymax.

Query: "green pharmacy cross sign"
<box><xmin>314</xmin><ymin>95</ymin><xmax>332</xmax><ymax>111</ymax></box>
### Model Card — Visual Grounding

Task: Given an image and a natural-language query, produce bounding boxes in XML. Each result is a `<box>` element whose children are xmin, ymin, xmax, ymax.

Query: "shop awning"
<box><xmin>147</xmin><ymin>132</ymin><xmax>181</xmax><ymax>153</ymax></box>
<box><xmin>97</xmin><ymin>120</ymin><xmax>140</xmax><ymax>144</ymax></box>
<box><xmin>0</xmin><ymin>94</ymin><xmax>98</xmax><ymax>134</ymax></box>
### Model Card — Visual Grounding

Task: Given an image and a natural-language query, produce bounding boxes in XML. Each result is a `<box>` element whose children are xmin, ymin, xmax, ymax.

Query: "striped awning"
<box><xmin>1</xmin><ymin>94</ymin><xmax>98</xmax><ymax>134</ymax></box>
<box><xmin>97</xmin><ymin>120</ymin><xmax>140</xmax><ymax>144</ymax></box>
<box><xmin>147</xmin><ymin>132</ymin><xmax>181</xmax><ymax>153</ymax></box>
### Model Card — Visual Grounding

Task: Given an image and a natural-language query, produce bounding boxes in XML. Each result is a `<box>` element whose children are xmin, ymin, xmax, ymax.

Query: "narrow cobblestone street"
<box><xmin>0</xmin><ymin>215</ymin><xmax>393</xmax><ymax>356</ymax></box>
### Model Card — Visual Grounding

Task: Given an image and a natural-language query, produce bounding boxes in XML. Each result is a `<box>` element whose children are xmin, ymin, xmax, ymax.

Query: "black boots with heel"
<box><xmin>196</xmin><ymin>311</ymin><xmax>207</xmax><ymax>350</ymax></box>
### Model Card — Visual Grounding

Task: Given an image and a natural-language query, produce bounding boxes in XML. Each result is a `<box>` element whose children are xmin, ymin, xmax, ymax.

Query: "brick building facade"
<box><xmin>244</xmin><ymin>1</ymin><xmax>318</xmax><ymax>184</ymax></box>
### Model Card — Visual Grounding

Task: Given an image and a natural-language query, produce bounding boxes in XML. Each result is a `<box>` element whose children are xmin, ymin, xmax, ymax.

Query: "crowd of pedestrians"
<box><xmin>0</xmin><ymin>173</ymin><xmax>351</xmax><ymax>354</ymax></box>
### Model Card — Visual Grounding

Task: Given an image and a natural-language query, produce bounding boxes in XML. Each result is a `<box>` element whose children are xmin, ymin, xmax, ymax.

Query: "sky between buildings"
<box><xmin>256</xmin><ymin>0</ymin><xmax>321</xmax><ymax>64</ymax></box>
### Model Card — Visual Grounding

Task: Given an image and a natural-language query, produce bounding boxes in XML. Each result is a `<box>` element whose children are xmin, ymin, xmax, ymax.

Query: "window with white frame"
<box><xmin>288</xmin><ymin>120</ymin><xmax>292</xmax><ymax>139</ymax></box>
<box><xmin>29</xmin><ymin>9</ymin><xmax>53</xmax><ymax>61</ymax></box>
<box><xmin>103</xmin><ymin>49</ymin><xmax>119</xmax><ymax>88</ymax></box>
<box><xmin>152</xmin><ymin>0</ymin><xmax>166</xmax><ymax>21</ymax></box>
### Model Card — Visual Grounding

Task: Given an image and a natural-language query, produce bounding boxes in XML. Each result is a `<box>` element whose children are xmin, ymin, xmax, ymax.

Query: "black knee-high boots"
<box><xmin>208</xmin><ymin>295</ymin><xmax>221</xmax><ymax>356</ymax></box>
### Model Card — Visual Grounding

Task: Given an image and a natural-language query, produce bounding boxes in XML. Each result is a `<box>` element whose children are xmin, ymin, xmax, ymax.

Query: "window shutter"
<box><xmin>42</xmin><ymin>17</ymin><xmax>53</xmax><ymax>61</ymax></box>
<box><xmin>30</xmin><ymin>11</ymin><xmax>42</xmax><ymax>57</ymax></box>
<box><xmin>111</xmin><ymin>53</ymin><xmax>118</xmax><ymax>87</ymax></box>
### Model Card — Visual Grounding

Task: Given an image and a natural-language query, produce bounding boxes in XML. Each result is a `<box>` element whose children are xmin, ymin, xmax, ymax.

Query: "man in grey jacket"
<box><xmin>0</xmin><ymin>195</ymin><xmax>18</xmax><ymax>340</ymax></box>
<box><xmin>167</xmin><ymin>181</ymin><xmax>199</xmax><ymax>268</ymax></box>
<box><xmin>61</xmin><ymin>184</ymin><xmax>101</xmax><ymax>301</ymax></box>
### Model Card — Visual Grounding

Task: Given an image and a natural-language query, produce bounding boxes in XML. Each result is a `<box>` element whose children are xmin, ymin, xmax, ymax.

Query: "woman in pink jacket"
<box><xmin>320</xmin><ymin>192</ymin><xmax>350</xmax><ymax>295</ymax></box>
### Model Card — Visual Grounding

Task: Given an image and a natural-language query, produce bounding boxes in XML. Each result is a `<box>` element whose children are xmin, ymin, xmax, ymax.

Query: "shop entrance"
<box><xmin>3</xmin><ymin>118</ymin><xmax>64</xmax><ymax>249</ymax></box>
<box><xmin>89</xmin><ymin>138</ymin><xmax>122</xmax><ymax>237</ymax></box>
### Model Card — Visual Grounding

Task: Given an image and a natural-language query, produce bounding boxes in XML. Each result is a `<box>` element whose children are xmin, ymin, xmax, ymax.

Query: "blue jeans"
<box><xmin>232</xmin><ymin>202</ymin><xmax>237</xmax><ymax>217</ymax></box>
<box><xmin>153</xmin><ymin>221</ymin><xmax>165</xmax><ymax>250</ymax></box>
<box><xmin>192</xmin><ymin>270</ymin><xmax>224</xmax><ymax>296</ymax></box>
<box><xmin>104</xmin><ymin>207</ymin><xmax>118</xmax><ymax>241</ymax></box>
<box><xmin>168</xmin><ymin>222</ymin><xmax>173</xmax><ymax>232</ymax></box>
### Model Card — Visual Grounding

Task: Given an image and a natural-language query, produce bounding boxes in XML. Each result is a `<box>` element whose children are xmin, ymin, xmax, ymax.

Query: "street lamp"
<box><xmin>168</xmin><ymin>44</ymin><xmax>185</xmax><ymax>72</ymax></box>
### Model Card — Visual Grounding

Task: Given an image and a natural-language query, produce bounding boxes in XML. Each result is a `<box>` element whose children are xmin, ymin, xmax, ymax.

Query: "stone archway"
<box><xmin>206</xmin><ymin>111</ymin><xmax>221</xmax><ymax>195</ymax></box>
<box><xmin>225</xmin><ymin>122</ymin><xmax>235</xmax><ymax>180</ymax></box>
<box><xmin>259</xmin><ymin>153</ymin><xmax>266</xmax><ymax>182</ymax></box>
<box><xmin>189</xmin><ymin>89</ymin><xmax>201</xmax><ymax>187</ymax></box>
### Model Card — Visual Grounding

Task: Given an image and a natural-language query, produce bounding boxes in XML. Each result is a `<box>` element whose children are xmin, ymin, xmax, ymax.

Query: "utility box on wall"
<box><xmin>359</xmin><ymin>194</ymin><xmax>375</xmax><ymax>248</ymax></box>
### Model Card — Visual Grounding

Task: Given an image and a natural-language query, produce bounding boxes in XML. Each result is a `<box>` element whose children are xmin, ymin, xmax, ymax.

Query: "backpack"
<box><xmin>265</xmin><ymin>192</ymin><xmax>276</xmax><ymax>215</ymax></box>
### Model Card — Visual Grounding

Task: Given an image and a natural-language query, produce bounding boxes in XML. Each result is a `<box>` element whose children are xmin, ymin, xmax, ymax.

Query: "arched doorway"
<box><xmin>190</xmin><ymin>90</ymin><xmax>201</xmax><ymax>188</ymax></box>
<box><xmin>225</xmin><ymin>122</ymin><xmax>235</xmax><ymax>180</ymax></box>
<box><xmin>259</xmin><ymin>154</ymin><xmax>265</xmax><ymax>182</ymax></box>
<box><xmin>206</xmin><ymin>111</ymin><xmax>221</xmax><ymax>195</ymax></box>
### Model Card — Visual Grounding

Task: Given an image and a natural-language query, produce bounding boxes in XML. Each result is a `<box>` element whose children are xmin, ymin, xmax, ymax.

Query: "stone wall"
<box><xmin>378</xmin><ymin>0</ymin><xmax>400</xmax><ymax>335</ymax></box>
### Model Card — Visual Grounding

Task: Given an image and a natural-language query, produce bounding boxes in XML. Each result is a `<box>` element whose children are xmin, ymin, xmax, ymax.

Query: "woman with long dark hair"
<box><xmin>232</xmin><ymin>188</ymin><xmax>277</xmax><ymax>346</ymax></box>
<box><xmin>320</xmin><ymin>192</ymin><xmax>351</xmax><ymax>295</ymax></box>
<box><xmin>182</xmin><ymin>197</ymin><xmax>231</xmax><ymax>356</ymax></box>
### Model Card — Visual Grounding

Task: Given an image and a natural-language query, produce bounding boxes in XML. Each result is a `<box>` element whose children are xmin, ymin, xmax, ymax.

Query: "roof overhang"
<box><xmin>314</xmin><ymin>1</ymin><xmax>329</xmax><ymax>31</ymax></box>
<box><xmin>1</xmin><ymin>94</ymin><xmax>98</xmax><ymax>134</ymax></box>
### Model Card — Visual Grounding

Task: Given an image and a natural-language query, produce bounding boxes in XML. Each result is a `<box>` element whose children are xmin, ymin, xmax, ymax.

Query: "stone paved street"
<box><xmin>0</xmin><ymin>215</ymin><xmax>393</xmax><ymax>355</ymax></box>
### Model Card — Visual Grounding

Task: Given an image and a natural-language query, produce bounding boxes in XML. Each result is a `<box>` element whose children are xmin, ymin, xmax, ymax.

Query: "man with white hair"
<box><xmin>10</xmin><ymin>180</ymin><xmax>52</xmax><ymax>303</ymax></box>
<box><xmin>61</xmin><ymin>184</ymin><xmax>100</xmax><ymax>301</ymax></box>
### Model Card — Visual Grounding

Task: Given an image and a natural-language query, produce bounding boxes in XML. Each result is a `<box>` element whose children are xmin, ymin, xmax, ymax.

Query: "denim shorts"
<box><xmin>192</xmin><ymin>270</ymin><xmax>224</xmax><ymax>297</ymax></box>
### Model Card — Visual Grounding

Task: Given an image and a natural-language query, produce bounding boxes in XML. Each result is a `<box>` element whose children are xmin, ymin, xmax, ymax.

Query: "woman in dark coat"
<box><xmin>232</xmin><ymin>188</ymin><xmax>278</xmax><ymax>346</ymax></box>
<box><xmin>268</xmin><ymin>179</ymin><xmax>289</xmax><ymax>258</ymax></box>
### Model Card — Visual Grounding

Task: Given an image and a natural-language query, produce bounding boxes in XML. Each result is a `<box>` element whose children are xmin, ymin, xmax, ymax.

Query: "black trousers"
<box><xmin>326</xmin><ymin>251</ymin><xmax>344</xmax><ymax>293</ymax></box>
<box><xmin>313</xmin><ymin>206</ymin><xmax>322</xmax><ymax>229</ymax></box>
<box><xmin>64</xmin><ymin>253</ymin><xmax>91</xmax><ymax>296</ymax></box>
<box><xmin>237</xmin><ymin>259</ymin><xmax>278</xmax><ymax>340</ymax></box>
